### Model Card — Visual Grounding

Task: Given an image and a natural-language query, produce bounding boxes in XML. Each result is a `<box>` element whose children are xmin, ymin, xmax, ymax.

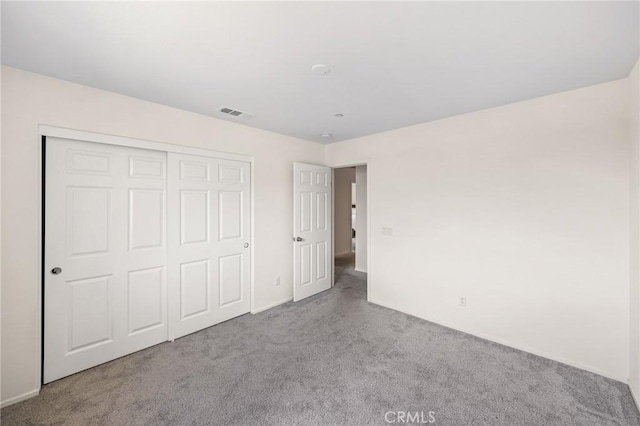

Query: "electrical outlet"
<box><xmin>459</xmin><ymin>296</ymin><xmax>467</xmax><ymax>307</ymax></box>
<box><xmin>275</xmin><ymin>276</ymin><xmax>280</xmax><ymax>286</ymax></box>
<box><xmin>382</xmin><ymin>227</ymin><xmax>393</xmax><ymax>236</ymax></box>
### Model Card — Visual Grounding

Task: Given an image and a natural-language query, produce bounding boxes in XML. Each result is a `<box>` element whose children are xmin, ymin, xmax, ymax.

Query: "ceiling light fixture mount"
<box><xmin>334</xmin><ymin>113</ymin><xmax>344</xmax><ymax>118</ymax></box>
<box><xmin>311</xmin><ymin>64</ymin><xmax>331</xmax><ymax>75</ymax></box>
<box><xmin>320</xmin><ymin>133</ymin><xmax>333</xmax><ymax>139</ymax></box>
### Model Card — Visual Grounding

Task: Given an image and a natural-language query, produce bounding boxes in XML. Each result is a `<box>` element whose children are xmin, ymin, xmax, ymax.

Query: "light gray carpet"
<box><xmin>2</xmin><ymin>255</ymin><xmax>639</xmax><ymax>425</ymax></box>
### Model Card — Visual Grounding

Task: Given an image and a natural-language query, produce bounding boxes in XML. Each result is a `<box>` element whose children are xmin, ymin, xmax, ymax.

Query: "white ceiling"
<box><xmin>2</xmin><ymin>1</ymin><xmax>638</xmax><ymax>144</ymax></box>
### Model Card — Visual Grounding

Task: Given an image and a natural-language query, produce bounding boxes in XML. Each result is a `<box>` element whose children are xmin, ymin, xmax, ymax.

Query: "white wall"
<box><xmin>355</xmin><ymin>166</ymin><xmax>367</xmax><ymax>272</ymax></box>
<box><xmin>334</xmin><ymin>167</ymin><xmax>355</xmax><ymax>256</ymax></box>
<box><xmin>630</xmin><ymin>58</ymin><xmax>640</xmax><ymax>405</ymax></box>
<box><xmin>1</xmin><ymin>64</ymin><xmax>635</xmax><ymax>406</ymax></box>
<box><xmin>0</xmin><ymin>66</ymin><xmax>325</xmax><ymax>406</ymax></box>
<box><xmin>327</xmin><ymin>79</ymin><xmax>630</xmax><ymax>381</ymax></box>
<box><xmin>352</xmin><ymin>182</ymin><xmax>356</xmax><ymax>206</ymax></box>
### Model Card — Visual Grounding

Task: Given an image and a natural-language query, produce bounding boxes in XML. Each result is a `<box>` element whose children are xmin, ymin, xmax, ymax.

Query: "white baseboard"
<box><xmin>368</xmin><ymin>298</ymin><xmax>627</xmax><ymax>384</ymax></box>
<box><xmin>354</xmin><ymin>267</ymin><xmax>368</xmax><ymax>273</ymax></box>
<box><xmin>251</xmin><ymin>297</ymin><xmax>293</xmax><ymax>314</ymax></box>
<box><xmin>1</xmin><ymin>389</ymin><xmax>40</xmax><ymax>408</ymax></box>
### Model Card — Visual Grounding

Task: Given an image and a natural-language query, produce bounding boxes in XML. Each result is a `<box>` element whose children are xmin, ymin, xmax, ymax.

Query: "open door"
<box><xmin>293</xmin><ymin>163</ymin><xmax>332</xmax><ymax>301</ymax></box>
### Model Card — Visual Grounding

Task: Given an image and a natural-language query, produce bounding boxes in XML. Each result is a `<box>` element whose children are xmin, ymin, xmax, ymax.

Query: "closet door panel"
<box><xmin>214</xmin><ymin>159</ymin><xmax>251</xmax><ymax>319</ymax></box>
<box><xmin>168</xmin><ymin>154</ymin><xmax>251</xmax><ymax>340</ymax></box>
<box><xmin>45</xmin><ymin>137</ymin><xmax>251</xmax><ymax>381</ymax></box>
<box><xmin>44</xmin><ymin>138</ymin><xmax>167</xmax><ymax>383</ymax></box>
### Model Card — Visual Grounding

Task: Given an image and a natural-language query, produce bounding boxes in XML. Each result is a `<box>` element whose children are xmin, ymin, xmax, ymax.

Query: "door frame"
<box><xmin>328</xmin><ymin>160</ymin><xmax>372</xmax><ymax>302</ymax></box>
<box><xmin>38</xmin><ymin>125</ymin><xmax>255</xmax><ymax>384</ymax></box>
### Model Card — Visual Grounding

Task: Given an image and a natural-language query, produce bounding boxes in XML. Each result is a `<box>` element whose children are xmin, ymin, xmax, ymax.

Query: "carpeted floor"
<box><xmin>2</xmin><ymin>255</ymin><xmax>639</xmax><ymax>425</ymax></box>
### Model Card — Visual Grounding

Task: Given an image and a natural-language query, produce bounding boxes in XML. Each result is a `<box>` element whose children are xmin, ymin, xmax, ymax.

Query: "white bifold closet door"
<box><xmin>44</xmin><ymin>138</ymin><xmax>169</xmax><ymax>383</ymax></box>
<box><xmin>167</xmin><ymin>153</ymin><xmax>251</xmax><ymax>340</ymax></box>
<box><xmin>44</xmin><ymin>138</ymin><xmax>251</xmax><ymax>383</ymax></box>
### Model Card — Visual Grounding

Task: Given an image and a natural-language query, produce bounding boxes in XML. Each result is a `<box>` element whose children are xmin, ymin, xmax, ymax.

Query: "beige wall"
<box><xmin>355</xmin><ymin>166</ymin><xmax>367</xmax><ymax>272</ymax></box>
<box><xmin>0</xmin><ymin>66</ymin><xmax>325</xmax><ymax>405</ymax></box>
<box><xmin>326</xmin><ymin>79</ymin><xmax>630</xmax><ymax>381</ymax></box>
<box><xmin>630</xmin><ymin>58</ymin><xmax>640</xmax><ymax>404</ymax></box>
<box><xmin>334</xmin><ymin>167</ymin><xmax>355</xmax><ymax>256</ymax></box>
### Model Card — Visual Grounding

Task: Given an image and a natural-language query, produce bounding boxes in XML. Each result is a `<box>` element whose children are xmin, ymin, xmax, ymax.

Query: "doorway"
<box><xmin>333</xmin><ymin>165</ymin><xmax>368</xmax><ymax>294</ymax></box>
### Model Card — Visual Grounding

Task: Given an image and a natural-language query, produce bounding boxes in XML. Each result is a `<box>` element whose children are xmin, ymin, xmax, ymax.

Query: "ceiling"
<box><xmin>2</xmin><ymin>2</ymin><xmax>638</xmax><ymax>144</ymax></box>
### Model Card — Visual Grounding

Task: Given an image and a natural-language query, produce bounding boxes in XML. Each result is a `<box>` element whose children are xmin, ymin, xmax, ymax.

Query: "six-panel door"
<box><xmin>167</xmin><ymin>153</ymin><xmax>251</xmax><ymax>340</ymax></box>
<box><xmin>44</xmin><ymin>138</ymin><xmax>168</xmax><ymax>383</ymax></box>
<box><xmin>44</xmin><ymin>138</ymin><xmax>252</xmax><ymax>382</ymax></box>
<box><xmin>293</xmin><ymin>163</ymin><xmax>332</xmax><ymax>301</ymax></box>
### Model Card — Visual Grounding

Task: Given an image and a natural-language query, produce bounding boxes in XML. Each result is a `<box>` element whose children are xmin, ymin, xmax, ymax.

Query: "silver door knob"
<box><xmin>294</xmin><ymin>237</ymin><xmax>303</xmax><ymax>242</ymax></box>
<box><xmin>244</xmin><ymin>243</ymin><xmax>249</xmax><ymax>248</ymax></box>
<box><xmin>51</xmin><ymin>267</ymin><xmax>62</xmax><ymax>275</ymax></box>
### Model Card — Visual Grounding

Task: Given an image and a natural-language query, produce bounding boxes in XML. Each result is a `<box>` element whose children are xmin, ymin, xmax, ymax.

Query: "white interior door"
<box><xmin>44</xmin><ymin>138</ymin><xmax>168</xmax><ymax>383</ymax></box>
<box><xmin>168</xmin><ymin>153</ymin><xmax>251</xmax><ymax>340</ymax></box>
<box><xmin>293</xmin><ymin>163</ymin><xmax>332</xmax><ymax>301</ymax></box>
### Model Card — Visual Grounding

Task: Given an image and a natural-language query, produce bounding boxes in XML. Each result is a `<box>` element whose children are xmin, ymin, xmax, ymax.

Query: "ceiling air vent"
<box><xmin>219</xmin><ymin>107</ymin><xmax>254</xmax><ymax>121</ymax></box>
